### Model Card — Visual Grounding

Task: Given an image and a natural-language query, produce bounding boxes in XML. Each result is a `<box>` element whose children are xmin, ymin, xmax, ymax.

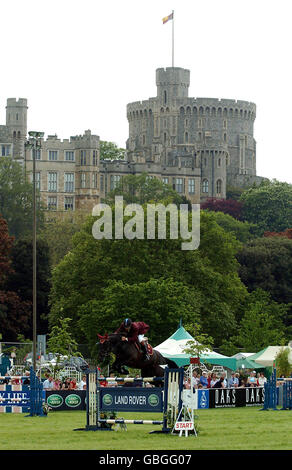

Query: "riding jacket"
<box><xmin>115</xmin><ymin>321</ymin><xmax>149</xmax><ymax>344</ymax></box>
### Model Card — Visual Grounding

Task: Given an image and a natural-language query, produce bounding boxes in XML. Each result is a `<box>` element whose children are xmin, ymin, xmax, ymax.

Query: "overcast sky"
<box><xmin>1</xmin><ymin>0</ymin><xmax>291</xmax><ymax>183</ymax></box>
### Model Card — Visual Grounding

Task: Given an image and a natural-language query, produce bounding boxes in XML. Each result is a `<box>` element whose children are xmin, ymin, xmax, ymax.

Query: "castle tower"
<box><xmin>156</xmin><ymin>67</ymin><xmax>190</xmax><ymax>103</ymax></box>
<box><xmin>5</xmin><ymin>98</ymin><xmax>28</xmax><ymax>161</ymax></box>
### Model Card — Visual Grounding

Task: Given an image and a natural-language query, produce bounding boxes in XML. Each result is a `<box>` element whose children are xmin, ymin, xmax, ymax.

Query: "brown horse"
<box><xmin>97</xmin><ymin>333</ymin><xmax>178</xmax><ymax>378</ymax></box>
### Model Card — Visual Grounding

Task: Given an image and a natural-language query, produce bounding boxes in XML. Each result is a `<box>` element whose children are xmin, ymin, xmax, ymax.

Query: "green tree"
<box><xmin>78</xmin><ymin>278</ymin><xmax>201</xmax><ymax>350</ymax></box>
<box><xmin>220</xmin><ymin>289</ymin><xmax>287</xmax><ymax>354</ymax></box>
<box><xmin>38</xmin><ymin>210</ymin><xmax>88</xmax><ymax>267</ymax></box>
<box><xmin>237</xmin><ymin>236</ymin><xmax>292</xmax><ymax>335</ymax></box>
<box><xmin>0</xmin><ymin>157</ymin><xmax>45</xmax><ymax>238</ymax></box>
<box><xmin>240</xmin><ymin>179</ymin><xmax>292</xmax><ymax>233</ymax></box>
<box><xmin>205</xmin><ymin>211</ymin><xmax>256</xmax><ymax>243</ymax></box>
<box><xmin>48</xmin><ymin>209</ymin><xmax>247</xmax><ymax>348</ymax></box>
<box><xmin>99</xmin><ymin>141</ymin><xmax>126</xmax><ymax>161</ymax></box>
<box><xmin>105</xmin><ymin>173</ymin><xmax>183</xmax><ymax>205</ymax></box>
<box><xmin>182</xmin><ymin>323</ymin><xmax>214</xmax><ymax>358</ymax></box>
<box><xmin>275</xmin><ymin>348</ymin><xmax>292</xmax><ymax>377</ymax></box>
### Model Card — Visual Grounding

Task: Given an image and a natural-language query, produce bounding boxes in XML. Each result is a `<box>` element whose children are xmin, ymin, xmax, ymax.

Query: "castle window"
<box><xmin>110</xmin><ymin>174</ymin><xmax>121</xmax><ymax>190</ymax></box>
<box><xmin>48</xmin><ymin>172</ymin><xmax>57</xmax><ymax>192</ymax></box>
<box><xmin>218</xmin><ymin>157</ymin><xmax>221</xmax><ymax>167</ymax></box>
<box><xmin>202</xmin><ymin>179</ymin><xmax>209</xmax><ymax>193</ymax></box>
<box><xmin>100</xmin><ymin>175</ymin><xmax>104</xmax><ymax>191</ymax></box>
<box><xmin>226</xmin><ymin>154</ymin><xmax>229</xmax><ymax>166</ymax></box>
<box><xmin>175</xmin><ymin>178</ymin><xmax>184</xmax><ymax>193</ymax></box>
<box><xmin>81</xmin><ymin>173</ymin><xmax>86</xmax><ymax>188</ymax></box>
<box><xmin>142</xmin><ymin>135</ymin><xmax>146</xmax><ymax>145</ymax></box>
<box><xmin>163</xmin><ymin>132</ymin><xmax>167</xmax><ymax>144</ymax></box>
<box><xmin>223</xmin><ymin>133</ymin><xmax>227</xmax><ymax>142</ymax></box>
<box><xmin>211</xmin><ymin>107</ymin><xmax>216</xmax><ymax>116</ymax></box>
<box><xmin>65</xmin><ymin>151</ymin><xmax>75</xmax><ymax>161</ymax></box>
<box><xmin>185</xmin><ymin>132</ymin><xmax>189</xmax><ymax>143</ymax></box>
<box><xmin>32</xmin><ymin>148</ymin><xmax>41</xmax><ymax>160</ymax></box>
<box><xmin>80</xmin><ymin>150</ymin><xmax>86</xmax><ymax>165</ymax></box>
<box><xmin>162</xmin><ymin>177</ymin><xmax>169</xmax><ymax>185</ymax></box>
<box><xmin>216</xmin><ymin>179</ymin><xmax>222</xmax><ymax>195</ymax></box>
<box><xmin>164</xmin><ymin>90</ymin><xmax>167</xmax><ymax>105</ymax></box>
<box><xmin>223</xmin><ymin>120</ymin><xmax>227</xmax><ymax>129</ymax></box>
<box><xmin>16</xmin><ymin>113</ymin><xmax>18</xmax><ymax>121</ymax></box>
<box><xmin>47</xmin><ymin>196</ymin><xmax>57</xmax><ymax>211</ymax></box>
<box><xmin>93</xmin><ymin>150</ymin><xmax>98</xmax><ymax>165</ymax></box>
<box><xmin>13</xmin><ymin>131</ymin><xmax>16</xmax><ymax>138</ymax></box>
<box><xmin>188</xmin><ymin>179</ymin><xmax>195</xmax><ymax>194</ymax></box>
<box><xmin>31</xmin><ymin>172</ymin><xmax>41</xmax><ymax>190</ymax></box>
<box><xmin>92</xmin><ymin>172</ymin><xmax>98</xmax><ymax>189</ymax></box>
<box><xmin>64</xmin><ymin>173</ymin><xmax>74</xmax><ymax>193</ymax></box>
<box><xmin>17</xmin><ymin>131</ymin><xmax>21</xmax><ymax>139</ymax></box>
<box><xmin>48</xmin><ymin>150</ymin><xmax>58</xmax><ymax>161</ymax></box>
<box><xmin>64</xmin><ymin>196</ymin><xmax>74</xmax><ymax>211</ymax></box>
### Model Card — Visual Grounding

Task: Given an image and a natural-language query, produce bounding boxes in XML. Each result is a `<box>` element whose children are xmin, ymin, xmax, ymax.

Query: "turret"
<box><xmin>156</xmin><ymin>67</ymin><xmax>190</xmax><ymax>103</ymax></box>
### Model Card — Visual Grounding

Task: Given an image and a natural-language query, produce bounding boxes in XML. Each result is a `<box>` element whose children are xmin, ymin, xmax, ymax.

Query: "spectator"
<box><xmin>210</xmin><ymin>373</ymin><xmax>218</xmax><ymax>388</ymax></box>
<box><xmin>228</xmin><ymin>372</ymin><xmax>239</xmax><ymax>388</ymax></box>
<box><xmin>69</xmin><ymin>378</ymin><xmax>77</xmax><ymax>390</ymax></box>
<box><xmin>199</xmin><ymin>372</ymin><xmax>208</xmax><ymax>388</ymax></box>
<box><xmin>53</xmin><ymin>378</ymin><xmax>62</xmax><ymax>390</ymax></box>
<box><xmin>43</xmin><ymin>376</ymin><xmax>54</xmax><ymax>390</ymax></box>
<box><xmin>98</xmin><ymin>375</ymin><xmax>107</xmax><ymax>387</ymax></box>
<box><xmin>22</xmin><ymin>371</ymin><xmax>30</xmax><ymax>385</ymax></box>
<box><xmin>247</xmin><ymin>371</ymin><xmax>257</xmax><ymax>387</ymax></box>
<box><xmin>213</xmin><ymin>374</ymin><xmax>226</xmax><ymax>389</ymax></box>
<box><xmin>258</xmin><ymin>372</ymin><xmax>267</xmax><ymax>387</ymax></box>
<box><xmin>62</xmin><ymin>378</ymin><xmax>71</xmax><ymax>390</ymax></box>
<box><xmin>192</xmin><ymin>370</ymin><xmax>199</xmax><ymax>388</ymax></box>
<box><xmin>184</xmin><ymin>377</ymin><xmax>191</xmax><ymax>389</ymax></box>
<box><xmin>107</xmin><ymin>374</ymin><xmax>117</xmax><ymax>388</ymax></box>
<box><xmin>207</xmin><ymin>372</ymin><xmax>212</xmax><ymax>388</ymax></box>
<box><xmin>78</xmin><ymin>375</ymin><xmax>87</xmax><ymax>390</ymax></box>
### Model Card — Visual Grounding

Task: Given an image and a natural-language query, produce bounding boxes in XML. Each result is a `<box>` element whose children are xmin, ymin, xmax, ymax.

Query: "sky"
<box><xmin>1</xmin><ymin>0</ymin><xmax>292</xmax><ymax>183</ymax></box>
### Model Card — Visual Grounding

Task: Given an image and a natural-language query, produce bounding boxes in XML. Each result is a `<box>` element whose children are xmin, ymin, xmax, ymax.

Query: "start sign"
<box><xmin>174</xmin><ymin>421</ymin><xmax>194</xmax><ymax>431</ymax></box>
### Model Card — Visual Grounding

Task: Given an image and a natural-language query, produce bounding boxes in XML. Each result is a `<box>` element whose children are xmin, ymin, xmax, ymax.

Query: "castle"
<box><xmin>0</xmin><ymin>67</ymin><xmax>261</xmax><ymax>212</ymax></box>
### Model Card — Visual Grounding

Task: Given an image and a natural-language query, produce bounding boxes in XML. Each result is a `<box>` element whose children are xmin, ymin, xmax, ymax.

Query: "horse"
<box><xmin>97</xmin><ymin>333</ymin><xmax>178</xmax><ymax>378</ymax></box>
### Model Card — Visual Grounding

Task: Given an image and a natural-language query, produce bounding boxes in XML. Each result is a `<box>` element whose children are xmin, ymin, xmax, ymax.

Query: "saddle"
<box><xmin>134</xmin><ymin>339</ymin><xmax>153</xmax><ymax>356</ymax></box>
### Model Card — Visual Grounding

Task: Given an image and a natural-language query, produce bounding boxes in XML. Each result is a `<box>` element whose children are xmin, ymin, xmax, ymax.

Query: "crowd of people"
<box><xmin>184</xmin><ymin>370</ymin><xmax>267</xmax><ymax>390</ymax></box>
<box><xmin>0</xmin><ymin>368</ymin><xmax>268</xmax><ymax>391</ymax></box>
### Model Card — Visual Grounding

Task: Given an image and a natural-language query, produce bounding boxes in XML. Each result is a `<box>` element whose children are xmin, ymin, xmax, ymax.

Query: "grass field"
<box><xmin>0</xmin><ymin>407</ymin><xmax>291</xmax><ymax>450</ymax></box>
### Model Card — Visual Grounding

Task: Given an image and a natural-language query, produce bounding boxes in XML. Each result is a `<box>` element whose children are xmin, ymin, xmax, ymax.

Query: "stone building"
<box><xmin>0</xmin><ymin>66</ymin><xmax>262</xmax><ymax>213</ymax></box>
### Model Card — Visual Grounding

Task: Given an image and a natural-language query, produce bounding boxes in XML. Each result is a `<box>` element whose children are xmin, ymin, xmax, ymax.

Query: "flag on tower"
<box><xmin>162</xmin><ymin>12</ymin><xmax>174</xmax><ymax>24</ymax></box>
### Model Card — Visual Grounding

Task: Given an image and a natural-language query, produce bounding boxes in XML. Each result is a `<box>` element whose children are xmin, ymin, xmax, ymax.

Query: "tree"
<box><xmin>99</xmin><ymin>141</ymin><xmax>126</xmax><ymax>161</ymax></box>
<box><xmin>48</xmin><ymin>208</ymin><xmax>247</xmax><ymax>348</ymax></box>
<box><xmin>38</xmin><ymin>210</ymin><xmax>88</xmax><ymax>267</ymax></box>
<box><xmin>201</xmin><ymin>198</ymin><xmax>244</xmax><ymax>220</ymax></box>
<box><xmin>182</xmin><ymin>323</ymin><xmax>214</xmax><ymax>358</ymax></box>
<box><xmin>204</xmin><ymin>210</ymin><xmax>256</xmax><ymax>243</ymax></box>
<box><xmin>240</xmin><ymin>180</ymin><xmax>292</xmax><ymax>233</ymax></box>
<box><xmin>105</xmin><ymin>173</ymin><xmax>183</xmax><ymax>205</ymax></box>
<box><xmin>237</xmin><ymin>237</ymin><xmax>292</xmax><ymax>335</ymax></box>
<box><xmin>78</xmin><ymin>278</ymin><xmax>201</xmax><ymax>349</ymax></box>
<box><xmin>6</xmin><ymin>237</ymin><xmax>51</xmax><ymax>336</ymax></box>
<box><xmin>275</xmin><ymin>348</ymin><xmax>292</xmax><ymax>377</ymax></box>
<box><xmin>220</xmin><ymin>290</ymin><xmax>288</xmax><ymax>354</ymax></box>
<box><xmin>0</xmin><ymin>216</ymin><xmax>31</xmax><ymax>341</ymax></box>
<box><xmin>0</xmin><ymin>157</ymin><xmax>45</xmax><ymax>238</ymax></box>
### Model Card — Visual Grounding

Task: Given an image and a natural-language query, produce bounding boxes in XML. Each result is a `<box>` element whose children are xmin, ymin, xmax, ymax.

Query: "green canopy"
<box><xmin>235</xmin><ymin>357</ymin><xmax>263</xmax><ymax>370</ymax></box>
<box><xmin>155</xmin><ymin>326</ymin><xmax>237</xmax><ymax>369</ymax></box>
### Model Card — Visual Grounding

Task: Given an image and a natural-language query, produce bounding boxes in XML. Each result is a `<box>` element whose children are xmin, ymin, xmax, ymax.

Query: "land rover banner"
<box><xmin>99</xmin><ymin>387</ymin><xmax>163</xmax><ymax>413</ymax></box>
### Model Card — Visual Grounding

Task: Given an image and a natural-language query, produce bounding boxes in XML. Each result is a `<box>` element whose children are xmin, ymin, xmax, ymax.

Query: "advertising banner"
<box><xmin>99</xmin><ymin>387</ymin><xmax>163</xmax><ymax>413</ymax></box>
<box><xmin>208</xmin><ymin>387</ymin><xmax>265</xmax><ymax>408</ymax></box>
<box><xmin>46</xmin><ymin>390</ymin><xmax>86</xmax><ymax>411</ymax></box>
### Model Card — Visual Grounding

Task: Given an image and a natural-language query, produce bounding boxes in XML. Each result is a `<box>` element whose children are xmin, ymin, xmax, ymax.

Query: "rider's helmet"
<box><xmin>123</xmin><ymin>318</ymin><xmax>132</xmax><ymax>328</ymax></box>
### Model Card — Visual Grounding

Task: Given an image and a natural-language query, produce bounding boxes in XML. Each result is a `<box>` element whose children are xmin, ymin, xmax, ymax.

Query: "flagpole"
<box><xmin>172</xmin><ymin>10</ymin><xmax>174</xmax><ymax>67</ymax></box>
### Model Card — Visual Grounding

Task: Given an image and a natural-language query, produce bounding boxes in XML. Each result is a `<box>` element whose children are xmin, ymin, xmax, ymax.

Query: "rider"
<box><xmin>115</xmin><ymin>318</ymin><xmax>150</xmax><ymax>361</ymax></box>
